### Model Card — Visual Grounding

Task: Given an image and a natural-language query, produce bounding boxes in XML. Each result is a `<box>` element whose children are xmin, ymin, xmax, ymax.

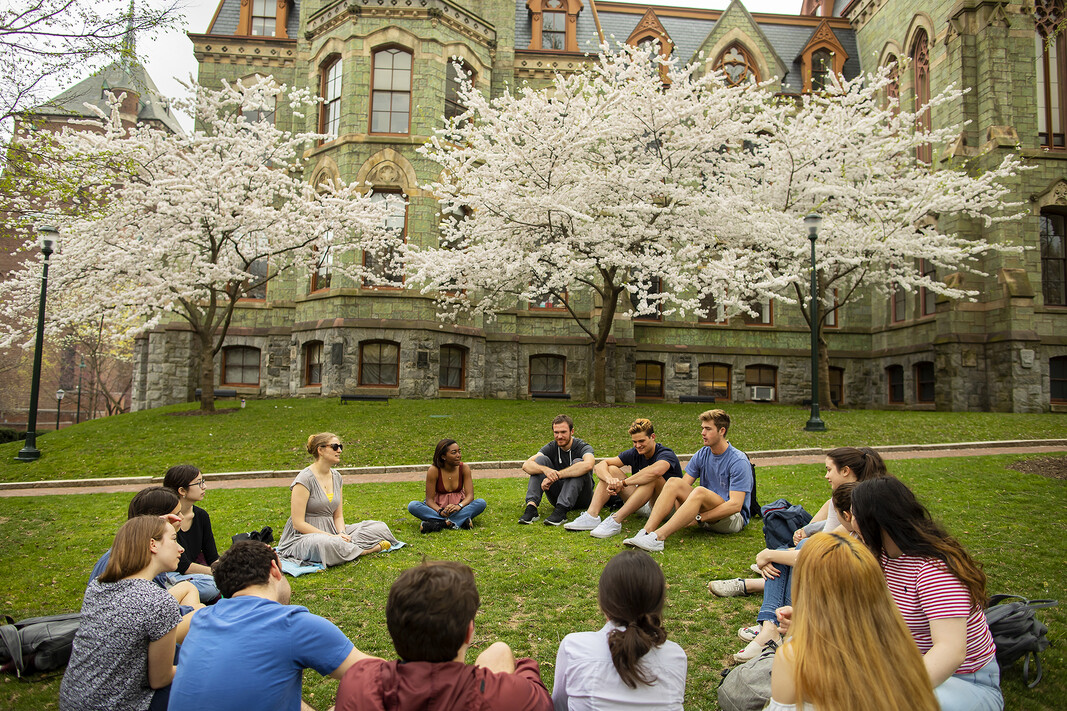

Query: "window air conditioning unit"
<box><xmin>748</xmin><ymin>386</ymin><xmax>775</xmax><ymax>401</ymax></box>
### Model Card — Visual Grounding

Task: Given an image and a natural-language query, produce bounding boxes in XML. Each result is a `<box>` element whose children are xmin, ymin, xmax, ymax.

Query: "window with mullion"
<box><xmin>223</xmin><ymin>346</ymin><xmax>261</xmax><ymax>386</ymax></box>
<box><xmin>810</xmin><ymin>49</ymin><xmax>832</xmax><ymax>92</ymax></box>
<box><xmin>1035</xmin><ymin>1</ymin><xmax>1067</xmax><ymax>148</ymax></box>
<box><xmin>250</xmin><ymin>0</ymin><xmax>277</xmax><ymax>36</ymax></box>
<box><xmin>530</xmin><ymin>355</ymin><xmax>565</xmax><ymax>394</ymax></box>
<box><xmin>321</xmin><ymin>59</ymin><xmax>342</xmax><ymax>139</ymax></box>
<box><xmin>919</xmin><ymin>259</ymin><xmax>936</xmax><ymax>316</ymax></box>
<box><xmin>698</xmin><ymin>363</ymin><xmax>731</xmax><ymax>400</ymax></box>
<box><xmin>886</xmin><ymin>365</ymin><xmax>904</xmax><ymax>403</ymax></box>
<box><xmin>915</xmin><ymin>361</ymin><xmax>935</xmax><ymax>403</ymax></box>
<box><xmin>1041</xmin><ymin>212</ymin><xmax>1067</xmax><ymax>305</ymax></box>
<box><xmin>439</xmin><ymin>345</ymin><xmax>466</xmax><ymax>390</ymax></box>
<box><xmin>542</xmin><ymin>11</ymin><xmax>566</xmax><ymax>50</ymax></box>
<box><xmin>372</xmin><ymin>49</ymin><xmax>412</xmax><ymax>134</ymax></box>
<box><xmin>635</xmin><ymin>361</ymin><xmax>664</xmax><ymax>398</ymax></box>
<box><xmin>360</xmin><ymin>341</ymin><xmax>399</xmax><ymax>386</ymax></box>
<box><xmin>304</xmin><ymin>342</ymin><xmax>323</xmax><ymax>386</ymax></box>
<box><xmin>911</xmin><ymin>31</ymin><xmax>931</xmax><ymax>163</ymax></box>
<box><xmin>365</xmin><ymin>193</ymin><xmax>405</xmax><ymax>286</ymax></box>
<box><xmin>1051</xmin><ymin>356</ymin><xmax>1067</xmax><ymax>402</ymax></box>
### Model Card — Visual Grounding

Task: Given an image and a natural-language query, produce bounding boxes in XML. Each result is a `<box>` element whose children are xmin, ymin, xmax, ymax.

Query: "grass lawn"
<box><xmin>0</xmin><ymin>453</ymin><xmax>1063</xmax><ymax>710</ymax></box>
<box><xmin>0</xmin><ymin>398</ymin><xmax>1065</xmax><ymax>482</ymax></box>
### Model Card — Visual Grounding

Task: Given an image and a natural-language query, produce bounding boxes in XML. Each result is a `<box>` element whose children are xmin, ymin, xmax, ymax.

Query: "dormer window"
<box><xmin>715</xmin><ymin>44</ymin><xmax>759</xmax><ymax>86</ymax></box>
<box><xmin>251</xmin><ymin>0</ymin><xmax>277</xmax><ymax>36</ymax></box>
<box><xmin>239</xmin><ymin>0</ymin><xmax>290</xmax><ymax>38</ymax></box>
<box><xmin>798</xmin><ymin>20</ymin><xmax>848</xmax><ymax>93</ymax></box>
<box><xmin>811</xmin><ymin>49</ymin><xmax>832</xmax><ymax>91</ymax></box>
<box><xmin>528</xmin><ymin>0</ymin><xmax>582</xmax><ymax>52</ymax></box>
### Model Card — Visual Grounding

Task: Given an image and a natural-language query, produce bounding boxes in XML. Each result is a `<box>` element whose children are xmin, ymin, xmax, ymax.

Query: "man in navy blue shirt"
<box><xmin>624</xmin><ymin>409</ymin><xmax>753</xmax><ymax>552</ymax></box>
<box><xmin>520</xmin><ymin>414</ymin><xmax>596</xmax><ymax>526</ymax></box>
<box><xmin>565</xmin><ymin>418</ymin><xmax>682</xmax><ymax>539</ymax></box>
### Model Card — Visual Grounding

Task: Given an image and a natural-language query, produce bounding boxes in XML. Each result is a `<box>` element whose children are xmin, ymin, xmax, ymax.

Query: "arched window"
<box><xmin>745</xmin><ymin>364</ymin><xmax>777</xmax><ymax>401</ymax></box>
<box><xmin>886</xmin><ymin>364</ymin><xmax>904</xmax><ymax>403</ymax></box>
<box><xmin>828</xmin><ymin>365</ymin><xmax>844</xmax><ymax>406</ymax></box>
<box><xmin>1035</xmin><ymin>0</ymin><xmax>1066</xmax><ymax>148</ymax></box>
<box><xmin>222</xmin><ymin>346</ymin><xmax>261</xmax><ymax>386</ymax></box>
<box><xmin>320</xmin><ymin>58</ymin><xmax>342</xmax><ymax>139</ymax></box>
<box><xmin>303</xmin><ymin>341</ymin><xmax>323</xmax><ymax>386</ymax></box>
<box><xmin>698</xmin><ymin>362</ymin><xmax>731</xmax><ymax>400</ymax></box>
<box><xmin>530</xmin><ymin>355</ymin><xmax>565</xmax><ymax>394</ymax></box>
<box><xmin>365</xmin><ymin>192</ymin><xmax>406</xmax><ymax>286</ymax></box>
<box><xmin>371</xmin><ymin>48</ymin><xmax>412</xmax><ymax>134</ymax></box>
<box><xmin>635</xmin><ymin>361</ymin><xmax>664</xmax><ymax>398</ymax></box>
<box><xmin>811</xmin><ymin>48</ymin><xmax>833</xmax><ymax>92</ymax></box>
<box><xmin>360</xmin><ymin>341</ymin><xmax>400</xmax><ymax>386</ymax></box>
<box><xmin>440</xmin><ymin>345</ymin><xmax>466</xmax><ymax>390</ymax></box>
<box><xmin>884</xmin><ymin>54</ymin><xmax>900</xmax><ymax>111</ymax></box>
<box><xmin>714</xmin><ymin>44</ymin><xmax>759</xmax><ymax>86</ymax></box>
<box><xmin>911</xmin><ymin>30</ymin><xmax>931</xmax><ymax>163</ymax></box>
<box><xmin>1051</xmin><ymin>355</ymin><xmax>1067</xmax><ymax>402</ymax></box>
<box><xmin>914</xmin><ymin>361</ymin><xmax>935</xmax><ymax>403</ymax></box>
<box><xmin>1041</xmin><ymin>209</ymin><xmax>1067</xmax><ymax>305</ymax></box>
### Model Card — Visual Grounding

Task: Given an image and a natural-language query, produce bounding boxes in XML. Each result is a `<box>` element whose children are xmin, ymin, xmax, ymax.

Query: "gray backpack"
<box><xmin>985</xmin><ymin>595</ymin><xmax>1057</xmax><ymax>688</ymax></box>
<box><xmin>717</xmin><ymin>639</ymin><xmax>777</xmax><ymax>711</ymax></box>
<box><xmin>0</xmin><ymin>612</ymin><xmax>81</xmax><ymax>676</ymax></box>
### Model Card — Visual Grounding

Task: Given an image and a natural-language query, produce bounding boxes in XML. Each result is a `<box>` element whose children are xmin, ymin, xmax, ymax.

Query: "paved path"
<box><xmin>1</xmin><ymin>440</ymin><xmax>1063</xmax><ymax>498</ymax></box>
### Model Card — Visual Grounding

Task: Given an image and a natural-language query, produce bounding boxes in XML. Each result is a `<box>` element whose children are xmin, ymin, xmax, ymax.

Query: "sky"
<box><xmin>138</xmin><ymin>0</ymin><xmax>803</xmax><ymax>130</ymax></box>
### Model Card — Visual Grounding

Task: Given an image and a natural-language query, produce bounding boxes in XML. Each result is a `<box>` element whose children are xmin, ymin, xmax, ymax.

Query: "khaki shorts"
<box><xmin>697</xmin><ymin>511</ymin><xmax>745</xmax><ymax>534</ymax></box>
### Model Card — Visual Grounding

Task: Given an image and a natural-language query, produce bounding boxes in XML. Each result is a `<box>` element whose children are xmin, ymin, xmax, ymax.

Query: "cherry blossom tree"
<box><xmin>0</xmin><ymin>78</ymin><xmax>399</xmax><ymax>411</ymax></box>
<box><xmin>739</xmin><ymin>68</ymin><xmax>1022</xmax><ymax>408</ymax></box>
<box><xmin>411</xmin><ymin>45</ymin><xmax>784</xmax><ymax>402</ymax></box>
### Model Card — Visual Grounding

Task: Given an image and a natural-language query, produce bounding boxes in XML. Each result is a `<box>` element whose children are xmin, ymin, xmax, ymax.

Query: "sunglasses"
<box><xmin>322</xmin><ymin>443</ymin><xmax>344</xmax><ymax>452</ymax></box>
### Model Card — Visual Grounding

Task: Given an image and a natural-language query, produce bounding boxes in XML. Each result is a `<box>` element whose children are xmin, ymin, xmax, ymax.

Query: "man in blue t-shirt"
<box><xmin>168</xmin><ymin>541</ymin><xmax>376</xmax><ymax>711</ymax></box>
<box><xmin>624</xmin><ymin>409</ymin><xmax>753</xmax><ymax>552</ymax></box>
<box><xmin>565</xmin><ymin>418</ymin><xmax>682</xmax><ymax>539</ymax></box>
<box><xmin>519</xmin><ymin>414</ymin><xmax>596</xmax><ymax>526</ymax></box>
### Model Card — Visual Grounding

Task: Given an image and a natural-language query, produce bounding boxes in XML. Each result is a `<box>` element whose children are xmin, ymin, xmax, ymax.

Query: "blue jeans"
<box><xmin>935</xmin><ymin>657</ymin><xmax>1003</xmax><ymax>711</ymax></box>
<box><xmin>166</xmin><ymin>571</ymin><xmax>220</xmax><ymax>603</ymax></box>
<box><xmin>408</xmin><ymin>499</ymin><xmax>487</xmax><ymax>529</ymax></box>
<box><xmin>757</xmin><ymin>538</ymin><xmax>806</xmax><ymax>624</ymax></box>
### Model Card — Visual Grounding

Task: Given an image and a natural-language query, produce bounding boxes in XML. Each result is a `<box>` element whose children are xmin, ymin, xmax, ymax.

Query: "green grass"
<box><xmin>0</xmin><ymin>453</ymin><xmax>1063</xmax><ymax>710</ymax></box>
<box><xmin>1</xmin><ymin>399</ymin><xmax>1065</xmax><ymax>482</ymax></box>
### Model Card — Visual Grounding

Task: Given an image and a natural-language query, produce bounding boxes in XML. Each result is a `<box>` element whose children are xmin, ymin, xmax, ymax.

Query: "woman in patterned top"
<box><xmin>60</xmin><ymin>516</ymin><xmax>185</xmax><ymax>711</ymax></box>
<box><xmin>851</xmin><ymin>477</ymin><xmax>1002</xmax><ymax>711</ymax></box>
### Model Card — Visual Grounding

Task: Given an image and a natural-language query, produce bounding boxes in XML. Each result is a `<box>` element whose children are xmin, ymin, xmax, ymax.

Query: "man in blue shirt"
<box><xmin>565</xmin><ymin>418</ymin><xmax>682</xmax><ymax>539</ymax></box>
<box><xmin>624</xmin><ymin>409</ymin><xmax>752</xmax><ymax>552</ymax></box>
<box><xmin>168</xmin><ymin>541</ymin><xmax>375</xmax><ymax>711</ymax></box>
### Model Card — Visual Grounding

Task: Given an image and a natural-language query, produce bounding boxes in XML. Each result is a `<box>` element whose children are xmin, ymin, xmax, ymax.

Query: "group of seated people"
<box><xmin>56</xmin><ymin>408</ymin><xmax>1004</xmax><ymax>711</ymax></box>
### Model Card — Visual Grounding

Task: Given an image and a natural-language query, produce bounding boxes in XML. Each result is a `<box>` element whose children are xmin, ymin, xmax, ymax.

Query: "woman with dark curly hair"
<box><xmin>407</xmin><ymin>439</ymin><xmax>487</xmax><ymax>533</ymax></box>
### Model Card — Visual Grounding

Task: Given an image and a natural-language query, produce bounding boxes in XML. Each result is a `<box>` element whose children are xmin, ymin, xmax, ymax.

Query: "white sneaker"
<box><xmin>590</xmin><ymin>515</ymin><xmax>622</xmax><ymax>538</ymax></box>
<box><xmin>623</xmin><ymin>530</ymin><xmax>664</xmax><ymax>552</ymax></box>
<box><xmin>636</xmin><ymin>502</ymin><xmax>652</xmax><ymax>518</ymax></box>
<box><xmin>564</xmin><ymin>512</ymin><xmax>601</xmax><ymax>531</ymax></box>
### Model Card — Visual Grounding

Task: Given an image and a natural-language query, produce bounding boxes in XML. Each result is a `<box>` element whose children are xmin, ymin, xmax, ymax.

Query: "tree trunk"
<box><xmin>818</xmin><ymin>330</ymin><xmax>832</xmax><ymax>409</ymax></box>
<box><xmin>198</xmin><ymin>333</ymin><xmax>216</xmax><ymax>412</ymax></box>
<box><xmin>590</xmin><ymin>285</ymin><xmax>622</xmax><ymax>404</ymax></box>
<box><xmin>593</xmin><ymin>344</ymin><xmax>607</xmax><ymax>403</ymax></box>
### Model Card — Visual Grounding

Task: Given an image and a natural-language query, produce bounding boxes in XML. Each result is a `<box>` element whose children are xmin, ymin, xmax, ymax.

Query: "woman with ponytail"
<box><xmin>552</xmin><ymin>550</ymin><xmax>685</xmax><ymax>710</ymax></box>
<box><xmin>767</xmin><ymin>532</ymin><xmax>937</xmax><ymax>711</ymax></box>
<box><xmin>851</xmin><ymin>477</ymin><xmax>1002</xmax><ymax>711</ymax></box>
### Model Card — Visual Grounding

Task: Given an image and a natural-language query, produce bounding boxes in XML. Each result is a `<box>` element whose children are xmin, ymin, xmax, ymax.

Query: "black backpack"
<box><xmin>760</xmin><ymin>499</ymin><xmax>812</xmax><ymax>550</ymax></box>
<box><xmin>0</xmin><ymin>612</ymin><xmax>81</xmax><ymax>676</ymax></box>
<box><xmin>985</xmin><ymin>594</ymin><xmax>1057</xmax><ymax>688</ymax></box>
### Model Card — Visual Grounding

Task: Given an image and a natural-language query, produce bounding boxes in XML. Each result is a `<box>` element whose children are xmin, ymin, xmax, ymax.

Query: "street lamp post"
<box><xmin>55</xmin><ymin>389</ymin><xmax>65</xmax><ymax>431</ymax></box>
<box><xmin>76</xmin><ymin>358</ymin><xmax>85</xmax><ymax>424</ymax></box>
<box><xmin>16</xmin><ymin>225</ymin><xmax>59</xmax><ymax>461</ymax></box>
<box><xmin>803</xmin><ymin>213</ymin><xmax>827</xmax><ymax>432</ymax></box>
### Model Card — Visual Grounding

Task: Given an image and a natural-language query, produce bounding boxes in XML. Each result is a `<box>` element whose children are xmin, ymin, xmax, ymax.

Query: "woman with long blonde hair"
<box><xmin>768</xmin><ymin>532</ymin><xmax>937</xmax><ymax>711</ymax></box>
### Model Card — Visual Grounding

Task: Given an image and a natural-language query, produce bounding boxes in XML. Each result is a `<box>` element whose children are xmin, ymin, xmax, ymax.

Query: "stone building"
<box><xmin>132</xmin><ymin>0</ymin><xmax>1067</xmax><ymax>412</ymax></box>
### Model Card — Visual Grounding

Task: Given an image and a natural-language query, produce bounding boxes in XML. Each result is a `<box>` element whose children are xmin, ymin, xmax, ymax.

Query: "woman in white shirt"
<box><xmin>552</xmin><ymin>550</ymin><xmax>686</xmax><ymax>710</ymax></box>
<box><xmin>767</xmin><ymin>532</ymin><xmax>937</xmax><ymax>711</ymax></box>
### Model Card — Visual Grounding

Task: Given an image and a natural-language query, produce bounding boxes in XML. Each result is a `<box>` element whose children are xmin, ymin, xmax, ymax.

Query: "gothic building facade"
<box><xmin>130</xmin><ymin>0</ymin><xmax>1067</xmax><ymax>412</ymax></box>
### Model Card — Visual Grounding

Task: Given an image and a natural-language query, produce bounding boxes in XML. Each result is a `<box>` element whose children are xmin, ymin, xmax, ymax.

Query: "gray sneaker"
<box><xmin>564</xmin><ymin>511</ymin><xmax>601</xmax><ymax>531</ymax></box>
<box><xmin>708</xmin><ymin>578</ymin><xmax>750</xmax><ymax>597</ymax></box>
<box><xmin>590</xmin><ymin>515</ymin><xmax>623</xmax><ymax>538</ymax></box>
<box><xmin>636</xmin><ymin>502</ymin><xmax>653</xmax><ymax>518</ymax></box>
<box><xmin>623</xmin><ymin>530</ymin><xmax>664</xmax><ymax>552</ymax></box>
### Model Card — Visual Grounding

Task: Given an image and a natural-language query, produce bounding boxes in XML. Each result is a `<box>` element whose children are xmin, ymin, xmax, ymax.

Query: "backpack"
<box><xmin>760</xmin><ymin>499</ymin><xmax>813</xmax><ymax>550</ymax></box>
<box><xmin>231</xmin><ymin>525</ymin><xmax>274</xmax><ymax>546</ymax></box>
<box><xmin>984</xmin><ymin>594</ymin><xmax>1057</xmax><ymax>688</ymax></box>
<box><xmin>717</xmin><ymin>639</ymin><xmax>777</xmax><ymax>711</ymax></box>
<box><xmin>747</xmin><ymin>461</ymin><xmax>761</xmax><ymax>520</ymax></box>
<box><xmin>0</xmin><ymin>612</ymin><xmax>81</xmax><ymax>676</ymax></box>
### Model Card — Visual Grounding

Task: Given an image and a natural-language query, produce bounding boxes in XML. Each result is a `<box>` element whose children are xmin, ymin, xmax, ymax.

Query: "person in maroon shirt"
<box><xmin>336</xmin><ymin>561</ymin><xmax>552</xmax><ymax>711</ymax></box>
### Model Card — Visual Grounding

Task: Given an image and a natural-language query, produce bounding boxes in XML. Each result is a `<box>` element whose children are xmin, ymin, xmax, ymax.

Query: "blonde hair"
<box><xmin>100</xmin><ymin>516</ymin><xmax>169</xmax><ymax>583</ymax></box>
<box><xmin>306</xmin><ymin>432</ymin><xmax>339</xmax><ymax>459</ymax></box>
<box><xmin>627</xmin><ymin>418</ymin><xmax>654</xmax><ymax>437</ymax></box>
<box><xmin>699</xmin><ymin>408</ymin><xmax>730</xmax><ymax>434</ymax></box>
<box><xmin>787</xmin><ymin>533</ymin><xmax>937</xmax><ymax>711</ymax></box>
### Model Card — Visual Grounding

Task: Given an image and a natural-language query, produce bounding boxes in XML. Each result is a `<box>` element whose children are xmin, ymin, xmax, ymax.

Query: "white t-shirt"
<box><xmin>552</xmin><ymin>622</ymin><xmax>687</xmax><ymax>710</ymax></box>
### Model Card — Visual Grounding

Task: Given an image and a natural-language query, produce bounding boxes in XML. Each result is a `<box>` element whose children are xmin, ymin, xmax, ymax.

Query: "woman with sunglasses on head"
<box><xmin>408</xmin><ymin>439</ymin><xmax>487</xmax><ymax>533</ymax></box>
<box><xmin>766</xmin><ymin>532</ymin><xmax>937</xmax><ymax>711</ymax></box>
<box><xmin>60</xmin><ymin>516</ymin><xmax>186</xmax><ymax>711</ymax></box>
<box><xmin>276</xmin><ymin>432</ymin><xmax>398</xmax><ymax>567</ymax></box>
<box><xmin>851</xmin><ymin>477</ymin><xmax>1002</xmax><ymax>711</ymax></box>
<box><xmin>163</xmin><ymin>465</ymin><xmax>221</xmax><ymax>603</ymax></box>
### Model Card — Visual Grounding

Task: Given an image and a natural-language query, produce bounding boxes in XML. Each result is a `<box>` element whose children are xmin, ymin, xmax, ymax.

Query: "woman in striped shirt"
<box><xmin>851</xmin><ymin>477</ymin><xmax>1002</xmax><ymax>711</ymax></box>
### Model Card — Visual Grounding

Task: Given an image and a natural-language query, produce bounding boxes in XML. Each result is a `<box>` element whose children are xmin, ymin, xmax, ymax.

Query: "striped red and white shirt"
<box><xmin>882</xmin><ymin>553</ymin><xmax>996</xmax><ymax>674</ymax></box>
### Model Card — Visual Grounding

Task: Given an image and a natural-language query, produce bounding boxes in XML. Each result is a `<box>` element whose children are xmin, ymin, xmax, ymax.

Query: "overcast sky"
<box><xmin>138</xmin><ymin>0</ymin><xmax>802</xmax><ymax>130</ymax></box>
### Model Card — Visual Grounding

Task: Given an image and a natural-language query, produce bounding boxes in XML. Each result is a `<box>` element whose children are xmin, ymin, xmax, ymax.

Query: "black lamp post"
<box><xmin>76</xmin><ymin>357</ymin><xmax>84</xmax><ymax>424</ymax></box>
<box><xmin>803</xmin><ymin>213</ymin><xmax>827</xmax><ymax>432</ymax></box>
<box><xmin>55</xmin><ymin>389</ymin><xmax>65</xmax><ymax>431</ymax></box>
<box><xmin>16</xmin><ymin>225</ymin><xmax>59</xmax><ymax>461</ymax></box>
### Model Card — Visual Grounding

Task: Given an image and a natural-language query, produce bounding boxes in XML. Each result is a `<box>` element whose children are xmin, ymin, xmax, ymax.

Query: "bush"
<box><xmin>0</xmin><ymin>428</ymin><xmax>20</xmax><ymax>444</ymax></box>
